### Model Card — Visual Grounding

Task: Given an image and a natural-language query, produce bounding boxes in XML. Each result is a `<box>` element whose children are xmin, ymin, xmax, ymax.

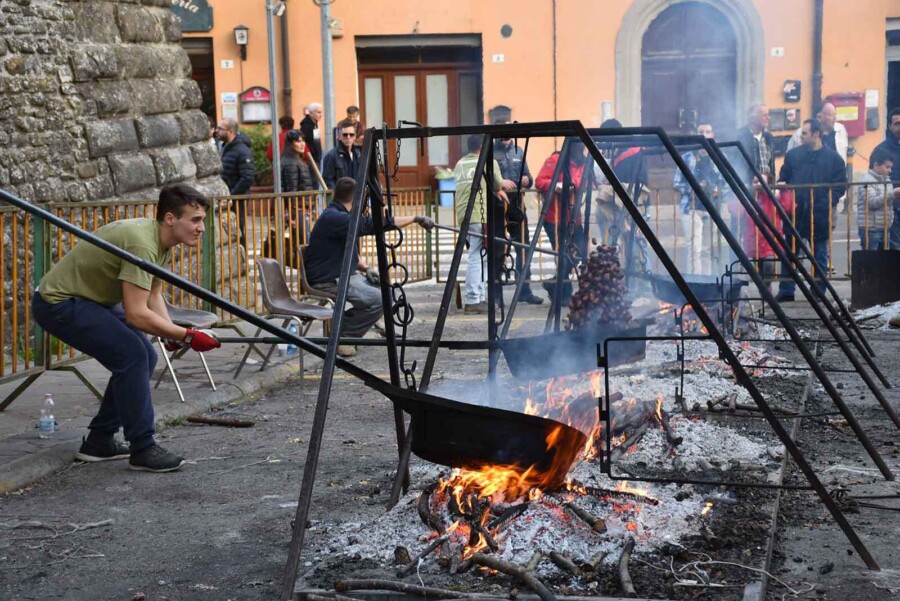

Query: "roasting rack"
<box><xmin>4</xmin><ymin>121</ymin><xmax>896</xmax><ymax>600</ymax></box>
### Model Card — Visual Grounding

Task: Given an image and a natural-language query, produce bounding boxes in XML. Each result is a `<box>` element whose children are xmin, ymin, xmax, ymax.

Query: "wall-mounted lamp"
<box><xmin>233</xmin><ymin>24</ymin><xmax>249</xmax><ymax>61</ymax></box>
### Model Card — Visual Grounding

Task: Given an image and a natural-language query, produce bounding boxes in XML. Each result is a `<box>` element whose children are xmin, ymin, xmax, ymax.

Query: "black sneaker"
<box><xmin>74</xmin><ymin>436</ymin><xmax>130</xmax><ymax>463</ymax></box>
<box><xmin>128</xmin><ymin>444</ymin><xmax>185</xmax><ymax>473</ymax></box>
<box><xmin>521</xmin><ymin>291</ymin><xmax>544</xmax><ymax>305</ymax></box>
<box><xmin>775</xmin><ymin>292</ymin><xmax>795</xmax><ymax>303</ymax></box>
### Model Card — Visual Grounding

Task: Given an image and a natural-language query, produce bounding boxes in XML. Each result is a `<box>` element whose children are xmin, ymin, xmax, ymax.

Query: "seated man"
<box><xmin>304</xmin><ymin>177</ymin><xmax>434</xmax><ymax>357</ymax></box>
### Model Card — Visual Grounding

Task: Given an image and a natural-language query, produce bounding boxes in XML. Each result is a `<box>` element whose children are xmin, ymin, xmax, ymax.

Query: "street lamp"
<box><xmin>233</xmin><ymin>24</ymin><xmax>249</xmax><ymax>61</ymax></box>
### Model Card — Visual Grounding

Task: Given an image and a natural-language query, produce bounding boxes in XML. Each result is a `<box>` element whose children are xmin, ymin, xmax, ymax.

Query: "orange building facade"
<box><xmin>180</xmin><ymin>0</ymin><xmax>900</xmax><ymax>185</ymax></box>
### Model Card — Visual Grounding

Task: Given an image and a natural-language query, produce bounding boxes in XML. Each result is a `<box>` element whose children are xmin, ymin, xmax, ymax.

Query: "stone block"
<box><xmin>114</xmin><ymin>45</ymin><xmax>154</xmax><ymax>79</ymax></box>
<box><xmin>84</xmin><ymin>118</ymin><xmax>138</xmax><ymax>157</ymax></box>
<box><xmin>160</xmin><ymin>10</ymin><xmax>182</xmax><ymax>42</ymax></box>
<box><xmin>135</xmin><ymin>114</ymin><xmax>180</xmax><ymax>148</ymax></box>
<box><xmin>84</xmin><ymin>172</ymin><xmax>115</xmax><ymax>200</ymax></box>
<box><xmin>34</xmin><ymin>178</ymin><xmax>67</xmax><ymax>203</ymax></box>
<box><xmin>78</xmin><ymin>81</ymin><xmax>132</xmax><ymax>117</ymax></box>
<box><xmin>73</xmin><ymin>2</ymin><xmax>120</xmax><ymax>43</ymax></box>
<box><xmin>150</xmin><ymin>147</ymin><xmax>196</xmax><ymax>185</ymax></box>
<box><xmin>177</xmin><ymin>109</ymin><xmax>210</xmax><ymax>144</ymax></box>
<box><xmin>116</xmin><ymin>5</ymin><xmax>163</xmax><ymax>43</ymax></box>
<box><xmin>66</xmin><ymin>182</ymin><xmax>88</xmax><ymax>202</ymax></box>
<box><xmin>108</xmin><ymin>152</ymin><xmax>156</xmax><ymax>193</ymax></box>
<box><xmin>70</xmin><ymin>44</ymin><xmax>118</xmax><ymax>81</ymax></box>
<box><xmin>141</xmin><ymin>0</ymin><xmax>171</xmax><ymax>7</ymax></box>
<box><xmin>190</xmin><ymin>142</ymin><xmax>221</xmax><ymax>178</ymax></box>
<box><xmin>180</xmin><ymin>78</ymin><xmax>202</xmax><ymax>109</ymax></box>
<box><xmin>75</xmin><ymin>162</ymin><xmax>98</xmax><ymax>179</ymax></box>
<box><xmin>130</xmin><ymin>80</ymin><xmax>181</xmax><ymax>115</ymax></box>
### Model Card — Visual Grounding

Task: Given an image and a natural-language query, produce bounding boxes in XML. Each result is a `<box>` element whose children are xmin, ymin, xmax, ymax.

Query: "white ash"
<box><xmin>616</xmin><ymin>415</ymin><xmax>773</xmax><ymax>472</ymax></box>
<box><xmin>314</xmin><ymin>466</ymin><xmax>709</xmax><ymax>579</ymax></box>
<box><xmin>853</xmin><ymin>300</ymin><xmax>900</xmax><ymax>330</ymax></box>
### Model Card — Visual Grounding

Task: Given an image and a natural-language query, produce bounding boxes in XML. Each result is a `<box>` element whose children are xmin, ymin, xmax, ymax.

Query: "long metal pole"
<box><xmin>320</xmin><ymin>0</ymin><xmax>335</xmax><ymax>154</ymax></box>
<box><xmin>278</xmin><ymin>135</ymin><xmax>375</xmax><ymax>601</ymax></box>
<box><xmin>265</xmin><ymin>0</ymin><xmax>284</xmax><ymax>269</ymax></box>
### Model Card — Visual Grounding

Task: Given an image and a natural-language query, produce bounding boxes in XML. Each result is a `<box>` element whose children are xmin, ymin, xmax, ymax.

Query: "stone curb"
<box><xmin>0</xmin><ymin>359</ymin><xmax>302</xmax><ymax>495</ymax></box>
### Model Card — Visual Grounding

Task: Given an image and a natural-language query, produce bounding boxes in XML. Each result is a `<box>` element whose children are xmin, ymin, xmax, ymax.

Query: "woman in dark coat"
<box><xmin>265</xmin><ymin>131</ymin><xmax>315</xmax><ymax>262</ymax></box>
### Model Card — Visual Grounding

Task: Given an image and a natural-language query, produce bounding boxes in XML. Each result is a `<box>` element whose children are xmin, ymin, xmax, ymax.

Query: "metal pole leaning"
<box><xmin>278</xmin><ymin>135</ymin><xmax>377</xmax><ymax>601</ymax></box>
<box><xmin>720</xmin><ymin>141</ymin><xmax>878</xmax><ymax>361</ymax></box>
<box><xmin>577</xmin><ymin>123</ymin><xmax>880</xmax><ymax>570</ymax></box>
<box><xmin>711</xmin><ymin>140</ymin><xmax>890</xmax><ymax>390</ymax></box>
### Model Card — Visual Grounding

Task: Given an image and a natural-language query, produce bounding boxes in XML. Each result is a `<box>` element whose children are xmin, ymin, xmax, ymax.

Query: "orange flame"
<box><xmin>700</xmin><ymin>502</ymin><xmax>713</xmax><ymax>516</ymax></box>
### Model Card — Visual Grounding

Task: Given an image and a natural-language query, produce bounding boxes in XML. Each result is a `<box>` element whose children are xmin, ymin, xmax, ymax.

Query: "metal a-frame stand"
<box><xmin>3</xmin><ymin>120</ymin><xmax>886</xmax><ymax>601</ymax></box>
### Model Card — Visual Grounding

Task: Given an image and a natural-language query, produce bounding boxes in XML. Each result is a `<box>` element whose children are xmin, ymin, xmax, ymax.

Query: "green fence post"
<box><xmin>32</xmin><ymin>206</ymin><xmax>50</xmax><ymax>368</ymax></box>
<box><xmin>201</xmin><ymin>202</ymin><xmax>217</xmax><ymax>313</ymax></box>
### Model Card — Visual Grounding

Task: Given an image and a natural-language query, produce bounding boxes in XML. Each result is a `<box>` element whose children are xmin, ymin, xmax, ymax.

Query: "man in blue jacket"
<box><xmin>216</xmin><ymin>117</ymin><xmax>256</xmax><ymax>246</ymax></box>
<box><xmin>776</xmin><ymin>119</ymin><xmax>846</xmax><ymax>301</ymax></box>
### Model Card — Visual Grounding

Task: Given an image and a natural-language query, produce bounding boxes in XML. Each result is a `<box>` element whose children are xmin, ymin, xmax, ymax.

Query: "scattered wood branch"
<box><xmin>564</xmin><ymin>502</ymin><xmax>606</xmax><ymax>533</ymax></box>
<box><xmin>583</xmin><ymin>485</ymin><xmax>660</xmax><ymax>506</ymax></box>
<box><xmin>397</xmin><ymin>534</ymin><xmax>448</xmax><ymax>577</ymax></box>
<box><xmin>208</xmin><ymin>455</ymin><xmax>280</xmax><ymax>475</ymax></box>
<box><xmin>525</xmin><ymin>551</ymin><xmax>543</xmax><ymax>571</ymax></box>
<box><xmin>187</xmin><ymin>415</ymin><xmax>254</xmax><ymax>428</ymax></box>
<box><xmin>470</xmin><ymin>553</ymin><xmax>557</xmax><ymax>601</ymax></box>
<box><xmin>618</xmin><ymin>536</ymin><xmax>637</xmax><ymax>598</ymax></box>
<box><xmin>548</xmin><ymin>551</ymin><xmax>581</xmax><ymax>576</ymax></box>
<box><xmin>588</xmin><ymin>550</ymin><xmax>608</xmax><ymax>571</ymax></box>
<box><xmin>335</xmin><ymin>579</ymin><xmax>478</xmax><ymax>599</ymax></box>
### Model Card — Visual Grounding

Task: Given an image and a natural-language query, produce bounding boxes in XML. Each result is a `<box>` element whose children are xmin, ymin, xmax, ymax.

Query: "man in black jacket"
<box><xmin>776</xmin><ymin>119</ymin><xmax>846</xmax><ymax>301</ymax></box>
<box><xmin>216</xmin><ymin>117</ymin><xmax>256</xmax><ymax>247</ymax></box>
<box><xmin>493</xmin><ymin>121</ymin><xmax>542</xmax><ymax>304</ymax></box>
<box><xmin>322</xmin><ymin>119</ymin><xmax>361</xmax><ymax>189</ymax></box>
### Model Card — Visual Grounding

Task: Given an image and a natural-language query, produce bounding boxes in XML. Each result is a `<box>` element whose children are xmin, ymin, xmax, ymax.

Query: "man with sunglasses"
<box><xmin>322</xmin><ymin>119</ymin><xmax>361</xmax><ymax>189</ymax></box>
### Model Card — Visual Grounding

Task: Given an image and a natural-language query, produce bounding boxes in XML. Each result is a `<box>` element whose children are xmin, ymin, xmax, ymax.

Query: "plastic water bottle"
<box><xmin>38</xmin><ymin>393</ymin><xmax>55</xmax><ymax>439</ymax></box>
<box><xmin>287</xmin><ymin>322</ymin><xmax>299</xmax><ymax>356</ymax></box>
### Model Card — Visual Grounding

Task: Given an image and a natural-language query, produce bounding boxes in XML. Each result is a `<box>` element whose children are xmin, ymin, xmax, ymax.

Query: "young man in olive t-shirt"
<box><xmin>32</xmin><ymin>184</ymin><xmax>220</xmax><ymax>473</ymax></box>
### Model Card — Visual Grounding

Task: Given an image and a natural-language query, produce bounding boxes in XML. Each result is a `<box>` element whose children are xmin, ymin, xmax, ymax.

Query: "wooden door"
<box><xmin>641</xmin><ymin>2</ymin><xmax>737</xmax><ymax>136</ymax></box>
<box><xmin>359</xmin><ymin>68</ymin><xmax>482</xmax><ymax>188</ymax></box>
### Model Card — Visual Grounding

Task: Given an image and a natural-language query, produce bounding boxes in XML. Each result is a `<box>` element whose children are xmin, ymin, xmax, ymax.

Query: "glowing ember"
<box><xmin>700</xmin><ymin>501</ymin><xmax>714</xmax><ymax>516</ymax></box>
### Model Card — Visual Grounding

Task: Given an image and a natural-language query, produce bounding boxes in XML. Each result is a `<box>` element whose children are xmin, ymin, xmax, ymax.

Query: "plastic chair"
<box><xmin>155</xmin><ymin>301</ymin><xmax>219</xmax><ymax>403</ymax></box>
<box><xmin>297</xmin><ymin>244</ymin><xmax>337</xmax><ymax>305</ymax></box>
<box><xmin>233</xmin><ymin>258</ymin><xmax>333</xmax><ymax>379</ymax></box>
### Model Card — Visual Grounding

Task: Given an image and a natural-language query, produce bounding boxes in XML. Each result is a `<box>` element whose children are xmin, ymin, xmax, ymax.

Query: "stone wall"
<box><xmin>0</xmin><ymin>0</ymin><xmax>227</xmax><ymax>204</ymax></box>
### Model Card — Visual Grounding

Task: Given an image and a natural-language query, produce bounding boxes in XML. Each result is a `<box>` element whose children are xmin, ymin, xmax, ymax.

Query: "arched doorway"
<box><xmin>641</xmin><ymin>2</ymin><xmax>737</xmax><ymax>136</ymax></box>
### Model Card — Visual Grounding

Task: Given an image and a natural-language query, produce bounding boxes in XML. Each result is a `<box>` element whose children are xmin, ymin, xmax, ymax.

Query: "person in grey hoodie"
<box><xmin>856</xmin><ymin>147</ymin><xmax>894</xmax><ymax>250</ymax></box>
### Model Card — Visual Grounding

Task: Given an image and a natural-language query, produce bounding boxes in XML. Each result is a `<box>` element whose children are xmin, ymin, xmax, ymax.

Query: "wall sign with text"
<box><xmin>171</xmin><ymin>0</ymin><xmax>213</xmax><ymax>33</ymax></box>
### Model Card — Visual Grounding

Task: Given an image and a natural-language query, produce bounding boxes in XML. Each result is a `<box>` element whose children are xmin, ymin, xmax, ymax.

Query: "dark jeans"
<box><xmin>859</xmin><ymin>228</ymin><xmax>887</xmax><ymax>251</ymax></box>
<box><xmin>779</xmin><ymin>234</ymin><xmax>829</xmax><ymax>295</ymax></box>
<box><xmin>506</xmin><ymin>206</ymin><xmax>533</xmax><ymax>295</ymax></box>
<box><xmin>31</xmin><ymin>293</ymin><xmax>157</xmax><ymax>451</ymax></box>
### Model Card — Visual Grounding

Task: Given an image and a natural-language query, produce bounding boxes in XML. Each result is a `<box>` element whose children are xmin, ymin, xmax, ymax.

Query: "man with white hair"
<box><xmin>301</xmin><ymin>102</ymin><xmax>324</xmax><ymax>167</ymax></box>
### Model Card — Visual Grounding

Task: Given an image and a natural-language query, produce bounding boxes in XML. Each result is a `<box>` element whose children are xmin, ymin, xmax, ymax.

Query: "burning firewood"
<box><xmin>563</xmin><ymin>501</ymin><xmax>607</xmax><ymax>533</ymax></box>
<box><xmin>610</xmin><ymin>422</ymin><xmax>650</xmax><ymax>463</ymax></box>
<box><xmin>567</xmin><ymin>244</ymin><xmax>632</xmax><ymax>329</ymax></box>
<box><xmin>417</xmin><ymin>483</ymin><xmax>444</xmax><ymax>534</ymax></box>
<box><xmin>397</xmin><ymin>534</ymin><xmax>449</xmax><ymax>577</ymax></box>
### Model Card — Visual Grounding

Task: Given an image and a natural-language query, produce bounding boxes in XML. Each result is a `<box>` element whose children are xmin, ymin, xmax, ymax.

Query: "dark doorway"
<box><xmin>641</xmin><ymin>2</ymin><xmax>737</xmax><ymax>137</ymax></box>
<box><xmin>181</xmin><ymin>38</ymin><xmax>216</xmax><ymax>120</ymax></box>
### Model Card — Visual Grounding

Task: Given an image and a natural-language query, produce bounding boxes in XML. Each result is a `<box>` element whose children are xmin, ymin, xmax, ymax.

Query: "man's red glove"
<box><xmin>163</xmin><ymin>339</ymin><xmax>184</xmax><ymax>352</ymax></box>
<box><xmin>183</xmin><ymin>329</ymin><xmax>220</xmax><ymax>352</ymax></box>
